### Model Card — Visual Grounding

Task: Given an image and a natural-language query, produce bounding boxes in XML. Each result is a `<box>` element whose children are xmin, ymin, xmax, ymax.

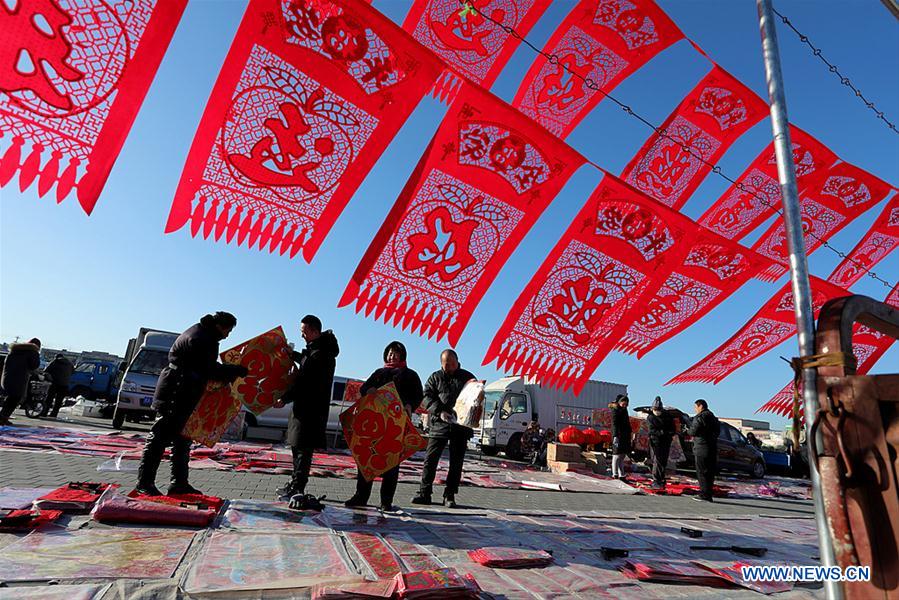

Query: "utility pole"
<box><xmin>756</xmin><ymin>1</ymin><xmax>841</xmax><ymax>599</ymax></box>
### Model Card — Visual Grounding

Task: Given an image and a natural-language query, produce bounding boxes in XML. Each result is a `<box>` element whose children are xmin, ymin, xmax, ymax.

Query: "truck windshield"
<box><xmin>484</xmin><ymin>390</ymin><xmax>503</xmax><ymax>418</ymax></box>
<box><xmin>128</xmin><ymin>349</ymin><xmax>168</xmax><ymax>376</ymax></box>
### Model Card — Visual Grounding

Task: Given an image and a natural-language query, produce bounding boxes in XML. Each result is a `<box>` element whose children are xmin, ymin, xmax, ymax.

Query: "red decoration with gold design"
<box><xmin>697</xmin><ymin>126</ymin><xmax>838</xmax><ymax>241</ymax></box>
<box><xmin>513</xmin><ymin>0</ymin><xmax>683</xmax><ymax>139</ymax></box>
<box><xmin>0</xmin><ymin>0</ymin><xmax>185</xmax><ymax>213</ymax></box>
<box><xmin>620</xmin><ymin>64</ymin><xmax>768</xmax><ymax>210</ymax></box>
<box><xmin>826</xmin><ymin>194</ymin><xmax>899</xmax><ymax>289</ymax></box>
<box><xmin>483</xmin><ymin>174</ymin><xmax>697</xmax><ymax>393</ymax></box>
<box><xmin>616</xmin><ymin>228</ymin><xmax>775</xmax><ymax>357</ymax></box>
<box><xmin>165</xmin><ymin>0</ymin><xmax>443</xmax><ymax>262</ymax></box>
<box><xmin>667</xmin><ymin>276</ymin><xmax>850</xmax><ymax>385</ymax></box>
<box><xmin>758</xmin><ymin>284</ymin><xmax>899</xmax><ymax>418</ymax></box>
<box><xmin>221</xmin><ymin>326</ymin><xmax>297</xmax><ymax>416</ymax></box>
<box><xmin>340</xmin><ymin>381</ymin><xmax>427</xmax><ymax>482</ymax></box>
<box><xmin>340</xmin><ymin>82</ymin><xmax>585</xmax><ymax>345</ymax></box>
<box><xmin>404</xmin><ymin>0</ymin><xmax>550</xmax><ymax>102</ymax></box>
<box><xmin>183</xmin><ymin>380</ymin><xmax>243</xmax><ymax>448</ymax></box>
<box><xmin>751</xmin><ymin>162</ymin><xmax>893</xmax><ymax>281</ymax></box>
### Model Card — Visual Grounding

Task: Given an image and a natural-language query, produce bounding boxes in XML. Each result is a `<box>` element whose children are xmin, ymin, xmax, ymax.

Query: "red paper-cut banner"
<box><xmin>620</xmin><ymin>64</ymin><xmax>768</xmax><ymax>210</ymax></box>
<box><xmin>751</xmin><ymin>162</ymin><xmax>893</xmax><ymax>281</ymax></box>
<box><xmin>404</xmin><ymin>0</ymin><xmax>550</xmax><ymax>102</ymax></box>
<box><xmin>697</xmin><ymin>126</ymin><xmax>838</xmax><ymax>241</ymax></box>
<box><xmin>758</xmin><ymin>284</ymin><xmax>899</xmax><ymax>418</ymax></box>
<box><xmin>616</xmin><ymin>229</ymin><xmax>775</xmax><ymax>358</ymax></box>
<box><xmin>826</xmin><ymin>194</ymin><xmax>899</xmax><ymax>289</ymax></box>
<box><xmin>667</xmin><ymin>276</ymin><xmax>850</xmax><ymax>385</ymax></box>
<box><xmin>340</xmin><ymin>82</ymin><xmax>585</xmax><ymax>345</ymax></box>
<box><xmin>0</xmin><ymin>0</ymin><xmax>186</xmax><ymax>213</ymax></box>
<box><xmin>483</xmin><ymin>174</ymin><xmax>698</xmax><ymax>393</ymax></box>
<box><xmin>165</xmin><ymin>0</ymin><xmax>443</xmax><ymax>262</ymax></box>
<box><xmin>513</xmin><ymin>0</ymin><xmax>683</xmax><ymax>138</ymax></box>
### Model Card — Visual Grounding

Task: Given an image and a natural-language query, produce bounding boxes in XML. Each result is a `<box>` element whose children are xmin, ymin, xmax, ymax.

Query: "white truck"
<box><xmin>474</xmin><ymin>376</ymin><xmax>627</xmax><ymax>459</ymax></box>
<box><xmin>112</xmin><ymin>328</ymin><xmax>179</xmax><ymax>429</ymax></box>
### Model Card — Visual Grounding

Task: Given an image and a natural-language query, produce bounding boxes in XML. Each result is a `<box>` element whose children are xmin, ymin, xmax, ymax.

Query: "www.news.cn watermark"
<box><xmin>741</xmin><ymin>565</ymin><xmax>871</xmax><ymax>582</ymax></box>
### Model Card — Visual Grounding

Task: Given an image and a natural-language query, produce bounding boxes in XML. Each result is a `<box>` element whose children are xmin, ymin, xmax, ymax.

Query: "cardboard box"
<box><xmin>547</xmin><ymin>442</ymin><xmax>583</xmax><ymax>463</ymax></box>
<box><xmin>548</xmin><ymin>460</ymin><xmax>592</xmax><ymax>474</ymax></box>
<box><xmin>582</xmin><ymin>451</ymin><xmax>607</xmax><ymax>474</ymax></box>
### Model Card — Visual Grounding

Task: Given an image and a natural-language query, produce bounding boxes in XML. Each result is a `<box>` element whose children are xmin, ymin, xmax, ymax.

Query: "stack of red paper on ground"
<box><xmin>620</xmin><ymin>559</ymin><xmax>729</xmax><ymax>586</ymax></box>
<box><xmin>311</xmin><ymin>579</ymin><xmax>397</xmax><ymax>599</ymax></box>
<box><xmin>92</xmin><ymin>490</ymin><xmax>216</xmax><ymax>527</ymax></box>
<box><xmin>126</xmin><ymin>489</ymin><xmax>225</xmax><ymax>512</ymax></box>
<box><xmin>468</xmin><ymin>547</ymin><xmax>554</xmax><ymax>568</ymax></box>
<box><xmin>0</xmin><ymin>509</ymin><xmax>64</xmax><ymax>532</ymax></box>
<box><xmin>34</xmin><ymin>482</ymin><xmax>114</xmax><ymax>513</ymax></box>
<box><xmin>395</xmin><ymin>568</ymin><xmax>481</xmax><ymax>599</ymax></box>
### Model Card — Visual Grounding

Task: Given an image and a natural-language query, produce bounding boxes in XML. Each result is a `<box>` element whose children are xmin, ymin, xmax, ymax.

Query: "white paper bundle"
<box><xmin>453</xmin><ymin>381</ymin><xmax>485</xmax><ymax>429</ymax></box>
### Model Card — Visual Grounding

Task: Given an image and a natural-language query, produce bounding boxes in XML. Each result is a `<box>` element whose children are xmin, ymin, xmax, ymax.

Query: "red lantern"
<box><xmin>558</xmin><ymin>426</ymin><xmax>585</xmax><ymax>445</ymax></box>
<box><xmin>581</xmin><ymin>428</ymin><xmax>602</xmax><ymax>446</ymax></box>
<box><xmin>598</xmin><ymin>430</ymin><xmax>612</xmax><ymax>445</ymax></box>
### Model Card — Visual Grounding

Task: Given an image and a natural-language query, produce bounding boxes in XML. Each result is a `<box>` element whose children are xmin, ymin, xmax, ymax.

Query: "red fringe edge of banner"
<box><xmin>0</xmin><ymin>135</ymin><xmax>82</xmax><ymax>210</ymax></box>
<box><xmin>338</xmin><ymin>281</ymin><xmax>455</xmax><ymax>342</ymax></box>
<box><xmin>757</xmin><ymin>262</ymin><xmax>789</xmax><ymax>282</ymax></box>
<box><xmin>484</xmin><ymin>342</ymin><xmax>587</xmax><ymax>393</ymax></box>
<box><xmin>429</xmin><ymin>69</ymin><xmax>463</xmax><ymax>105</ymax></box>
<box><xmin>185</xmin><ymin>195</ymin><xmax>310</xmax><ymax>259</ymax></box>
<box><xmin>665</xmin><ymin>370</ymin><xmax>728</xmax><ymax>386</ymax></box>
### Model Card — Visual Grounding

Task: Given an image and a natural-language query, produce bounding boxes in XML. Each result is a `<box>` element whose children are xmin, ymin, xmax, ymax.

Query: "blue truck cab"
<box><xmin>68</xmin><ymin>360</ymin><xmax>121</xmax><ymax>400</ymax></box>
<box><xmin>112</xmin><ymin>330</ymin><xmax>178</xmax><ymax>429</ymax></box>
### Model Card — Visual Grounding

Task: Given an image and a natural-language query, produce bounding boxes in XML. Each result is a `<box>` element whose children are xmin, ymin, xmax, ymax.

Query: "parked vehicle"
<box><xmin>23</xmin><ymin>374</ymin><xmax>52</xmax><ymax>418</ymax></box>
<box><xmin>68</xmin><ymin>359</ymin><xmax>122</xmax><ymax>400</ymax></box>
<box><xmin>474</xmin><ymin>376</ymin><xmax>628</xmax><ymax>460</ymax></box>
<box><xmin>112</xmin><ymin>329</ymin><xmax>178</xmax><ymax>429</ymax></box>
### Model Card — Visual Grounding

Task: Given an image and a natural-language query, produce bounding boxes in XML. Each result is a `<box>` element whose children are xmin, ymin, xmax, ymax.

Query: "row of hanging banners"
<box><xmin>2</xmin><ymin>0</ymin><xmax>897</xmax><ymax>412</ymax></box>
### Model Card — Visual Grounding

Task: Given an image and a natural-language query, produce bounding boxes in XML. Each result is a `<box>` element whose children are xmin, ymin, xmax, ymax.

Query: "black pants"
<box><xmin>353</xmin><ymin>465</ymin><xmax>400</xmax><ymax>506</ymax></box>
<box><xmin>0</xmin><ymin>390</ymin><xmax>26</xmax><ymax>421</ymax></box>
<box><xmin>137</xmin><ymin>411</ymin><xmax>192</xmax><ymax>488</ymax></box>
<box><xmin>419</xmin><ymin>433</ymin><xmax>467</xmax><ymax>497</ymax></box>
<box><xmin>694</xmin><ymin>450</ymin><xmax>717</xmax><ymax>500</ymax></box>
<box><xmin>42</xmin><ymin>384</ymin><xmax>67</xmax><ymax>417</ymax></box>
<box><xmin>651</xmin><ymin>438</ymin><xmax>672</xmax><ymax>486</ymax></box>
<box><xmin>290</xmin><ymin>446</ymin><xmax>314</xmax><ymax>494</ymax></box>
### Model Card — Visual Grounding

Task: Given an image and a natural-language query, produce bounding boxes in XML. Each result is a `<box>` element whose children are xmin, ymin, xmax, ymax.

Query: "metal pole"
<box><xmin>756</xmin><ymin>1</ymin><xmax>841</xmax><ymax>599</ymax></box>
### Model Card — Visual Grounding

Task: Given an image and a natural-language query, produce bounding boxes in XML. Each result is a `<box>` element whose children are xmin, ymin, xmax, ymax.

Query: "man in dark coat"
<box><xmin>42</xmin><ymin>353</ymin><xmax>74</xmax><ymax>418</ymax></box>
<box><xmin>0</xmin><ymin>338</ymin><xmax>42</xmax><ymax>425</ymax></box>
<box><xmin>689</xmin><ymin>398</ymin><xmax>721</xmax><ymax>502</ymax></box>
<box><xmin>610</xmin><ymin>394</ymin><xmax>632</xmax><ymax>479</ymax></box>
<box><xmin>411</xmin><ymin>349</ymin><xmax>476</xmax><ymax>508</ymax></box>
<box><xmin>647</xmin><ymin>396</ymin><xmax>676</xmax><ymax>489</ymax></box>
<box><xmin>134</xmin><ymin>313</ymin><xmax>248</xmax><ymax>496</ymax></box>
<box><xmin>275</xmin><ymin>315</ymin><xmax>339</xmax><ymax>499</ymax></box>
<box><xmin>345</xmin><ymin>341</ymin><xmax>423</xmax><ymax>511</ymax></box>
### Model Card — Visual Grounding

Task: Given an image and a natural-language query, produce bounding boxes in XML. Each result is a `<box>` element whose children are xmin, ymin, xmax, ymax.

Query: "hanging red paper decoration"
<box><xmin>0</xmin><ymin>0</ymin><xmax>186</xmax><ymax>213</ymax></box>
<box><xmin>340</xmin><ymin>82</ymin><xmax>585</xmax><ymax>345</ymax></box>
<box><xmin>751</xmin><ymin>162</ymin><xmax>892</xmax><ymax>281</ymax></box>
<box><xmin>403</xmin><ymin>0</ymin><xmax>550</xmax><ymax>102</ymax></box>
<box><xmin>697</xmin><ymin>126</ymin><xmax>838</xmax><ymax>241</ymax></box>
<box><xmin>558</xmin><ymin>426</ymin><xmax>585</xmax><ymax>445</ymax></box>
<box><xmin>620</xmin><ymin>64</ymin><xmax>768</xmax><ymax>210</ymax></box>
<box><xmin>483</xmin><ymin>174</ymin><xmax>697</xmax><ymax>393</ymax></box>
<box><xmin>758</xmin><ymin>284</ymin><xmax>898</xmax><ymax>418</ymax></box>
<box><xmin>616</xmin><ymin>228</ymin><xmax>775</xmax><ymax>358</ymax></box>
<box><xmin>667</xmin><ymin>276</ymin><xmax>850</xmax><ymax>385</ymax></box>
<box><xmin>826</xmin><ymin>195</ymin><xmax>899</xmax><ymax>289</ymax></box>
<box><xmin>514</xmin><ymin>0</ymin><xmax>683</xmax><ymax>138</ymax></box>
<box><xmin>165</xmin><ymin>0</ymin><xmax>443</xmax><ymax>262</ymax></box>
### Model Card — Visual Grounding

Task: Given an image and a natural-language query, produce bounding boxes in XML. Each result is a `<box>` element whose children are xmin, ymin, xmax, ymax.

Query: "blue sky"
<box><xmin>1</xmin><ymin>0</ymin><xmax>896</xmax><ymax>430</ymax></box>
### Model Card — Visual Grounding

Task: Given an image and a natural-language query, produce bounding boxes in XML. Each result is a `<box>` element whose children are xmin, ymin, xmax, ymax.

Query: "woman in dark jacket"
<box><xmin>0</xmin><ymin>339</ymin><xmax>42</xmax><ymax>425</ymax></box>
<box><xmin>344</xmin><ymin>341</ymin><xmax>423</xmax><ymax>512</ymax></box>
<box><xmin>610</xmin><ymin>394</ymin><xmax>632</xmax><ymax>479</ymax></box>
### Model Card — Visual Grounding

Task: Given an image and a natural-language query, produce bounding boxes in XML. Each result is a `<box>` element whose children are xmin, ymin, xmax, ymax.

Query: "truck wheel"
<box><xmin>112</xmin><ymin>407</ymin><xmax>127</xmax><ymax>430</ymax></box>
<box><xmin>751</xmin><ymin>460</ymin><xmax>765</xmax><ymax>479</ymax></box>
<box><xmin>72</xmin><ymin>386</ymin><xmax>93</xmax><ymax>400</ymax></box>
<box><xmin>480</xmin><ymin>446</ymin><xmax>498</xmax><ymax>456</ymax></box>
<box><xmin>505</xmin><ymin>433</ymin><xmax>524</xmax><ymax>461</ymax></box>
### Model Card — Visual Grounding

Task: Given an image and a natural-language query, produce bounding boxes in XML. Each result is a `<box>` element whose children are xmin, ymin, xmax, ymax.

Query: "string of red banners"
<box><xmin>1</xmin><ymin>0</ymin><xmax>896</xmax><ymax>393</ymax></box>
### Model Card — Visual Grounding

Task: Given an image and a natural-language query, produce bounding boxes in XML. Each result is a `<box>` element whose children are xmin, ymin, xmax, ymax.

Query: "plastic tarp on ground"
<box><xmin>0</xmin><ymin>583</ymin><xmax>112</xmax><ymax>600</ymax></box>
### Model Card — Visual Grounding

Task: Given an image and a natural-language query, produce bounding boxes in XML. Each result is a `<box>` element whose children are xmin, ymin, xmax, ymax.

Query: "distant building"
<box><xmin>721</xmin><ymin>418</ymin><xmax>783</xmax><ymax>447</ymax></box>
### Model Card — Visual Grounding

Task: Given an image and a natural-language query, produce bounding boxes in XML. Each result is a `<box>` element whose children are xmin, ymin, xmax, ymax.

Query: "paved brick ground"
<box><xmin>0</xmin><ymin>414</ymin><xmax>814</xmax><ymax>517</ymax></box>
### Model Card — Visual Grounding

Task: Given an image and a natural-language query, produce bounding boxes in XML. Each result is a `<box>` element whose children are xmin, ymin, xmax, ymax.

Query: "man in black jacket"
<box><xmin>689</xmin><ymin>398</ymin><xmax>721</xmax><ymax>502</ymax></box>
<box><xmin>0</xmin><ymin>338</ymin><xmax>42</xmax><ymax>425</ymax></box>
<box><xmin>411</xmin><ymin>349</ymin><xmax>475</xmax><ymax>508</ymax></box>
<box><xmin>42</xmin><ymin>353</ymin><xmax>74</xmax><ymax>418</ymax></box>
<box><xmin>647</xmin><ymin>396</ymin><xmax>675</xmax><ymax>489</ymax></box>
<box><xmin>134</xmin><ymin>313</ymin><xmax>248</xmax><ymax>496</ymax></box>
<box><xmin>276</xmin><ymin>315</ymin><xmax>340</xmax><ymax>500</ymax></box>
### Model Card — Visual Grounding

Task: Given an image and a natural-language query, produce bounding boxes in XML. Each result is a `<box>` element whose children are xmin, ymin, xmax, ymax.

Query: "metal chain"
<box><xmin>459</xmin><ymin>1</ymin><xmax>896</xmax><ymax>290</ymax></box>
<box><xmin>772</xmin><ymin>7</ymin><xmax>898</xmax><ymax>136</ymax></box>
